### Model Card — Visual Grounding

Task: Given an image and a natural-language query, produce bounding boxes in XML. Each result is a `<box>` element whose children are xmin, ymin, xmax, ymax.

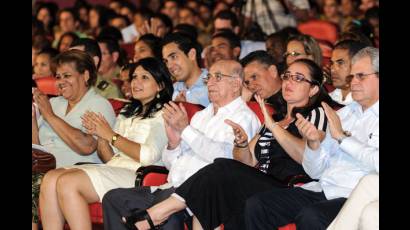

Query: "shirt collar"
<box><xmin>351</xmin><ymin>100</ymin><xmax>379</xmax><ymax>116</ymax></box>
<box><xmin>213</xmin><ymin>96</ymin><xmax>244</xmax><ymax>115</ymax></box>
<box><xmin>175</xmin><ymin>69</ymin><xmax>208</xmax><ymax>90</ymax></box>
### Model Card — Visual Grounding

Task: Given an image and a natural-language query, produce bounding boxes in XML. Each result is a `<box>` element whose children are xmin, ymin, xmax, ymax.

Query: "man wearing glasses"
<box><xmin>329</xmin><ymin>40</ymin><xmax>368</xmax><ymax>105</ymax></box>
<box><xmin>102</xmin><ymin>60</ymin><xmax>261</xmax><ymax>230</ymax></box>
<box><xmin>245</xmin><ymin>47</ymin><xmax>378</xmax><ymax>229</ymax></box>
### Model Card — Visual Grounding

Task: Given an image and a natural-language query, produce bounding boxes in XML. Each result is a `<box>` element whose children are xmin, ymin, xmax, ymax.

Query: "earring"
<box><xmin>156</xmin><ymin>93</ymin><xmax>160</xmax><ymax>99</ymax></box>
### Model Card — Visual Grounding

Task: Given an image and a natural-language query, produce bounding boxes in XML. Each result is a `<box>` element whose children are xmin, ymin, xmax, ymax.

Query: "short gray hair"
<box><xmin>351</xmin><ymin>47</ymin><xmax>379</xmax><ymax>73</ymax></box>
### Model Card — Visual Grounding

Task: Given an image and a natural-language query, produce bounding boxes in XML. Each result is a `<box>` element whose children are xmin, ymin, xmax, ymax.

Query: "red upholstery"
<box><xmin>35</xmin><ymin>76</ymin><xmax>59</xmax><ymax>96</ymax></box>
<box><xmin>120</xmin><ymin>42</ymin><xmax>136</xmax><ymax>61</ymax></box>
<box><xmin>279</xmin><ymin>223</ymin><xmax>297</xmax><ymax>230</ymax></box>
<box><xmin>177</xmin><ymin>101</ymin><xmax>205</xmax><ymax>123</ymax></box>
<box><xmin>298</xmin><ymin>20</ymin><xmax>339</xmax><ymax>44</ymax></box>
<box><xmin>246</xmin><ymin>101</ymin><xmax>275</xmax><ymax>124</ymax></box>
<box><xmin>89</xmin><ymin>202</ymin><xmax>104</xmax><ymax>224</ymax></box>
<box><xmin>318</xmin><ymin>40</ymin><xmax>334</xmax><ymax>67</ymax></box>
<box><xmin>141</xmin><ymin>172</ymin><xmax>169</xmax><ymax>186</ymax></box>
<box><xmin>107</xmin><ymin>98</ymin><xmax>126</xmax><ymax>116</ymax></box>
<box><xmin>323</xmin><ymin>83</ymin><xmax>336</xmax><ymax>93</ymax></box>
<box><xmin>87</xmin><ymin>101</ymin><xmax>203</xmax><ymax>226</ymax></box>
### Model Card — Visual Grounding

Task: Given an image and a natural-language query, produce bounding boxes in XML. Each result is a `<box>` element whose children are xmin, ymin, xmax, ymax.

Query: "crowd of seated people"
<box><xmin>32</xmin><ymin>0</ymin><xmax>379</xmax><ymax>229</ymax></box>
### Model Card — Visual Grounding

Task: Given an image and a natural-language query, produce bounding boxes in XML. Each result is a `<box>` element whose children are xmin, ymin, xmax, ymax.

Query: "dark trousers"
<box><xmin>244</xmin><ymin>187</ymin><xmax>346</xmax><ymax>230</ymax></box>
<box><xmin>102</xmin><ymin>186</ymin><xmax>187</xmax><ymax>230</ymax></box>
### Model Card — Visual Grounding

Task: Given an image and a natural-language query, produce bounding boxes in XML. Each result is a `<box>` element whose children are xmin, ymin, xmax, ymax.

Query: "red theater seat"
<box><xmin>298</xmin><ymin>19</ymin><xmax>339</xmax><ymax>44</ymax></box>
<box><xmin>35</xmin><ymin>76</ymin><xmax>59</xmax><ymax>96</ymax></box>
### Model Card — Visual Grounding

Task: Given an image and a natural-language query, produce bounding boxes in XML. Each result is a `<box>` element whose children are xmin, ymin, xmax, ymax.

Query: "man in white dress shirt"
<box><xmin>102</xmin><ymin>60</ymin><xmax>261</xmax><ymax>230</ymax></box>
<box><xmin>329</xmin><ymin>40</ymin><xmax>368</xmax><ymax>105</ymax></box>
<box><xmin>244</xmin><ymin>47</ymin><xmax>379</xmax><ymax>230</ymax></box>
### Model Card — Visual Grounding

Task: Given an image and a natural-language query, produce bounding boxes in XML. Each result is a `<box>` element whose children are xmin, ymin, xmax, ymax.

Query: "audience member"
<box><xmin>329</xmin><ymin>39</ymin><xmax>367</xmax><ymax>105</ymax></box>
<box><xmin>39</xmin><ymin>57</ymin><xmax>173</xmax><ymax>230</ymax></box>
<box><xmin>103</xmin><ymin>60</ymin><xmax>261</xmax><ymax>230</ymax></box>
<box><xmin>162</xmin><ymin>33</ymin><xmax>210</xmax><ymax>107</ymax></box>
<box><xmin>32</xmin><ymin>49</ymin><xmax>116</xmax><ymax>229</ymax></box>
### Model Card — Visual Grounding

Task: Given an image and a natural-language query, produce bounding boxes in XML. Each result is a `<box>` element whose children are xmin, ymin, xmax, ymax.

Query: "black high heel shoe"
<box><xmin>122</xmin><ymin>209</ymin><xmax>164</xmax><ymax>230</ymax></box>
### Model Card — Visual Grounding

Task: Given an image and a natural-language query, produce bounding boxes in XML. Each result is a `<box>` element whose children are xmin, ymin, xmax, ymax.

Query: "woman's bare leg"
<box><xmin>56</xmin><ymin>169</ymin><xmax>100</xmax><ymax>230</ymax></box>
<box><xmin>133</xmin><ymin>196</ymin><xmax>187</xmax><ymax>230</ymax></box>
<box><xmin>32</xmin><ymin>222</ymin><xmax>38</xmax><ymax>230</ymax></box>
<box><xmin>39</xmin><ymin>168</ymin><xmax>74</xmax><ymax>230</ymax></box>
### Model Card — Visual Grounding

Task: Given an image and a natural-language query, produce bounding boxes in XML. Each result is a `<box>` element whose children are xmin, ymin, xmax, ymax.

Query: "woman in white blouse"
<box><xmin>39</xmin><ymin>57</ymin><xmax>174</xmax><ymax>230</ymax></box>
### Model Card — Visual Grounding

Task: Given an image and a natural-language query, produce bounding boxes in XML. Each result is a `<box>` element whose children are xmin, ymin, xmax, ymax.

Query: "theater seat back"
<box><xmin>35</xmin><ymin>76</ymin><xmax>59</xmax><ymax>96</ymax></box>
<box><xmin>246</xmin><ymin>101</ymin><xmax>275</xmax><ymax>124</ymax></box>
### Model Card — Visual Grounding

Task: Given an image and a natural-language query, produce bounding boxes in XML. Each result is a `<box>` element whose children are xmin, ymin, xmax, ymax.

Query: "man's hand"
<box><xmin>164</xmin><ymin>119</ymin><xmax>181</xmax><ymax>150</ymax></box>
<box><xmin>322</xmin><ymin>102</ymin><xmax>344</xmax><ymax>140</ymax></box>
<box><xmin>174</xmin><ymin>91</ymin><xmax>187</xmax><ymax>103</ymax></box>
<box><xmin>295</xmin><ymin>113</ymin><xmax>321</xmax><ymax>150</ymax></box>
<box><xmin>241</xmin><ymin>86</ymin><xmax>254</xmax><ymax>102</ymax></box>
<box><xmin>225</xmin><ymin>119</ymin><xmax>248</xmax><ymax>146</ymax></box>
<box><xmin>162</xmin><ymin>102</ymin><xmax>189</xmax><ymax>134</ymax></box>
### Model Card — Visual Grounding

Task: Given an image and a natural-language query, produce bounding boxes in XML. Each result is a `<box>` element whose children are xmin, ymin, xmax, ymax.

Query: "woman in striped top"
<box><xmin>120</xmin><ymin>59</ymin><xmax>341</xmax><ymax>230</ymax></box>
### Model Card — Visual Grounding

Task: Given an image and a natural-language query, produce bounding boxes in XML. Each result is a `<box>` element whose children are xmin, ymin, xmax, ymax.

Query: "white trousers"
<box><xmin>327</xmin><ymin>173</ymin><xmax>379</xmax><ymax>230</ymax></box>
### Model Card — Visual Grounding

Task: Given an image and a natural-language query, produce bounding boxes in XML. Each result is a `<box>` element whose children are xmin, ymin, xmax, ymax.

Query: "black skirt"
<box><xmin>175</xmin><ymin>158</ymin><xmax>287</xmax><ymax>230</ymax></box>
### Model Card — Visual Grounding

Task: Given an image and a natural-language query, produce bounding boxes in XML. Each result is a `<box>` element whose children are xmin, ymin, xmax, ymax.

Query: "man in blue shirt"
<box><xmin>244</xmin><ymin>47</ymin><xmax>379</xmax><ymax>230</ymax></box>
<box><xmin>162</xmin><ymin>33</ymin><xmax>210</xmax><ymax>107</ymax></box>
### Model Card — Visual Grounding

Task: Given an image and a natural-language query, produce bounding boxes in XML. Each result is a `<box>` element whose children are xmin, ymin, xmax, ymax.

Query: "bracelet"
<box><xmin>234</xmin><ymin>141</ymin><xmax>249</xmax><ymax>148</ymax></box>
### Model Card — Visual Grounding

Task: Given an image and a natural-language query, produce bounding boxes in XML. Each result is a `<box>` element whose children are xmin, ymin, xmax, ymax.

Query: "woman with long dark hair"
<box><xmin>39</xmin><ymin>57</ymin><xmax>173</xmax><ymax>230</ymax></box>
<box><xmin>122</xmin><ymin>59</ymin><xmax>339</xmax><ymax>230</ymax></box>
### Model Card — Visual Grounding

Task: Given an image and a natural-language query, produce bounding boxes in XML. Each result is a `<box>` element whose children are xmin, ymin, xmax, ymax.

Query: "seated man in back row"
<box><xmin>102</xmin><ymin>60</ymin><xmax>261</xmax><ymax>230</ymax></box>
<box><xmin>245</xmin><ymin>47</ymin><xmax>379</xmax><ymax>230</ymax></box>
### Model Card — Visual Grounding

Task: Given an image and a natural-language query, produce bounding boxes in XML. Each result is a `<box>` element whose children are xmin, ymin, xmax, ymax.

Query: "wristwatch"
<box><xmin>337</xmin><ymin>131</ymin><xmax>352</xmax><ymax>144</ymax></box>
<box><xmin>111</xmin><ymin>133</ymin><xmax>120</xmax><ymax>146</ymax></box>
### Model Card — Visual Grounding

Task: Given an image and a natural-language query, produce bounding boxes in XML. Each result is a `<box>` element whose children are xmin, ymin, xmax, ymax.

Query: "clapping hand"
<box><xmin>174</xmin><ymin>91</ymin><xmax>187</xmax><ymax>103</ymax></box>
<box><xmin>162</xmin><ymin>102</ymin><xmax>189</xmax><ymax>134</ymax></box>
<box><xmin>321</xmin><ymin>102</ymin><xmax>344</xmax><ymax>140</ymax></box>
<box><xmin>295</xmin><ymin>113</ymin><xmax>321</xmax><ymax>150</ymax></box>
<box><xmin>225</xmin><ymin>119</ymin><xmax>248</xmax><ymax>147</ymax></box>
<box><xmin>255</xmin><ymin>94</ymin><xmax>276</xmax><ymax>130</ymax></box>
<box><xmin>164</xmin><ymin>119</ymin><xmax>181</xmax><ymax>149</ymax></box>
<box><xmin>32</xmin><ymin>88</ymin><xmax>54</xmax><ymax>120</ymax></box>
<box><xmin>82</xmin><ymin>111</ymin><xmax>114</xmax><ymax>140</ymax></box>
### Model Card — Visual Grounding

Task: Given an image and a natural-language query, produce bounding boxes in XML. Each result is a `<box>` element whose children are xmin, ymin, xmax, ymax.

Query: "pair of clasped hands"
<box><xmin>226</xmin><ymin>95</ymin><xmax>345</xmax><ymax>150</ymax></box>
<box><xmin>32</xmin><ymin>87</ymin><xmax>53</xmax><ymax>121</ymax></box>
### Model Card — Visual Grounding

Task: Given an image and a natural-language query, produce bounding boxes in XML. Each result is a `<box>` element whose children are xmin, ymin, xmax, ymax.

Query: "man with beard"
<box><xmin>162</xmin><ymin>32</ymin><xmax>210</xmax><ymax>107</ymax></box>
<box><xmin>329</xmin><ymin>40</ymin><xmax>367</xmax><ymax>105</ymax></box>
<box><xmin>205</xmin><ymin>30</ymin><xmax>241</xmax><ymax>69</ymax></box>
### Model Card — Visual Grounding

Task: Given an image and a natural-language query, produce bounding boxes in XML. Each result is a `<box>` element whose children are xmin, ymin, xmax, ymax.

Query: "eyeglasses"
<box><xmin>203</xmin><ymin>72</ymin><xmax>237</xmax><ymax>84</ymax></box>
<box><xmin>283</xmin><ymin>51</ymin><xmax>305</xmax><ymax>58</ymax></box>
<box><xmin>346</xmin><ymin>72</ymin><xmax>379</xmax><ymax>81</ymax></box>
<box><xmin>280</xmin><ymin>72</ymin><xmax>319</xmax><ymax>85</ymax></box>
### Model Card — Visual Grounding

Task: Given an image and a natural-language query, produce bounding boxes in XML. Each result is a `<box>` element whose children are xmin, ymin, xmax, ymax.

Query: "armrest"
<box><xmin>287</xmin><ymin>174</ymin><xmax>317</xmax><ymax>187</ymax></box>
<box><xmin>135</xmin><ymin>165</ymin><xmax>169</xmax><ymax>187</ymax></box>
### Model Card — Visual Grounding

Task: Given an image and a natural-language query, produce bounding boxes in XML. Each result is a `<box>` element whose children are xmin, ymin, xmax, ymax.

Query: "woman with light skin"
<box><xmin>118</xmin><ymin>59</ymin><xmax>340</xmax><ymax>230</ymax></box>
<box><xmin>133</xmin><ymin>34</ymin><xmax>162</xmax><ymax>63</ymax></box>
<box><xmin>33</xmin><ymin>48</ymin><xmax>59</xmax><ymax>79</ymax></box>
<box><xmin>39</xmin><ymin>57</ymin><xmax>173</xmax><ymax>230</ymax></box>
<box><xmin>284</xmin><ymin>34</ymin><xmax>323</xmax><ymax>67</ymax></box>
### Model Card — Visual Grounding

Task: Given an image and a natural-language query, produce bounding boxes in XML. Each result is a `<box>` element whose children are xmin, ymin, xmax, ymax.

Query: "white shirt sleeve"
<box><xmin>340</xmin><ymin>136</ymin><xmax>379</xmax><ymax>173</ymax></box>
<box><xmin>162</xmin><ymin>144</ymin><xmax>182</xmax><ymax>170</ymax></box>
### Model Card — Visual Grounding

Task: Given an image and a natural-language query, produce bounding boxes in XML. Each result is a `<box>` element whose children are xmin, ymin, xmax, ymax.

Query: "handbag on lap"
<box><xmin>32</xmin><ymin>147</ymin><xmax>56</xmax><ymax>173</ymax></box>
